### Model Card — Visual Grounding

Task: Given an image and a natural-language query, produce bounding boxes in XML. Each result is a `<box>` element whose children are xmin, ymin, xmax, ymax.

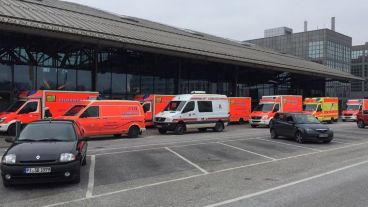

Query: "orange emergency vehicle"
<box><xmin>59</xmin><ymin>100</ymin><xmax>145</xmax><ymax>138</ymax></box>
<box><xmin>134</xmin><ymin>95</ymin><xmax>175</xmax><ymax>127</ymax></box>
<box><xmin>228</xmin><ymin>97</ymin><xmax>251</xmax><ymax>123</ymax></box>
<box><xmin>250</xmin><ymin>95</ymin><xmax>303</xmax><ymax>128</ymax></box>
<box><xmin>0</xmin><ymin>90</ymin><xmax>98</xmax><ymax>135</ymax></box>
<box><xmin>341</xmin><ymin>99</ymin><xmax>364</xmax><ymax>122</ymax></box>
<box><xmin>303</xmin><ymin>97</ymin><xmax>339</xmax><ymax>123</ymax></box>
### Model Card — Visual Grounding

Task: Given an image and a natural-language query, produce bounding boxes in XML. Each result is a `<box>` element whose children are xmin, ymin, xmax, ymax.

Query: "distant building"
<box><xmin>246</xmin><ymin>18</ymin><xmax>352</xmax><ymax>102</ymax></box>
<box><xmin>351</xmin><ymin>43</ymin><xmax>368</xmax><ymax>98</ymax></box>
<box><xmin>264</xmin><ymin>27</ymin><xmax>293</xmax><ymax>38</ymax></box>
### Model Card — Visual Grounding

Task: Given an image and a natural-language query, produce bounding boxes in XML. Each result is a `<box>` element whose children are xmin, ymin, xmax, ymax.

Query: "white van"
<box><xmin>154</xmin><ymin>92</ymin><xmax>229</xmax><ymax>135</ymax></box>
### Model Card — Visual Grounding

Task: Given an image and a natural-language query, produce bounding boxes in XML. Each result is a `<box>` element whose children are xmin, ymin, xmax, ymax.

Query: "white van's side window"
<box><xmin>198</xmin><ymin>101</ymin><xmax>213</xmax><ymax>112</ymax></box>
<box><xmin>182</xmin><ymin>101</ymin><xmax>195</xmax><ymax>113</ymax></box>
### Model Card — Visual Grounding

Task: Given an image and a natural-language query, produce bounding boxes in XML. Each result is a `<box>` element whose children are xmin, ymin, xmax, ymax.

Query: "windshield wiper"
<box><xmin>38</xmin><ymin>138</ymin><xmax>64</xmax><ymax>142</ymax></box>
<box><xmin>17</xmin><ymin>139</ymin><xmax>37</xmax><ymax>142</ymax></box>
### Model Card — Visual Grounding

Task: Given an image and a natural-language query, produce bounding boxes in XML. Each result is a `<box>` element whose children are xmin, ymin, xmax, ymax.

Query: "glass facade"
<box><xmin>0</xmin><ymin>31</ymin><xmax>330</xmax><ymax>108</ymax></box>
<box><xmin>247</xmin><ymin>29</ymin><xmax>352</xmax><ymax>100</ymax></box>
<box><xmin>350</xmin><ymin>44</ymin><xmax>368</xmax><ymax>98</ymax></box>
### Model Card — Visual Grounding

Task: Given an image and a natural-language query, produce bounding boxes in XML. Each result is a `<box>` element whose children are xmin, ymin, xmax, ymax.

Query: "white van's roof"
<box><xmin>173</xmin><ymin>94</ymin><xmax>228</xmax><ymax>101</ymax></box>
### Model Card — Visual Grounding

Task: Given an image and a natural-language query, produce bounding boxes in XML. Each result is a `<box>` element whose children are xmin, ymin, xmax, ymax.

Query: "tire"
<box><xmin>357</xmin><ymin>120</ymin><xmax>366</xmax><ymax>129</ymax></box>
<box><xmin>239</xmin><ymin>118</ymin><xmax>245</xmax><ymax>124</ymax></box>
<box><xmin>113</xmin><ymin>134</ymin><xmax>121</xmax><ymax>138</ymax></box>
<box><xmin>2</xmin><ymin>179</ymin><xmax>11</xmax><ymax>188</ymax></box>
<box><xmin>198</xmin><ymin>128</ymin><xmax>207</xmax><ymax>132</ymax></box>
<box><xmin>158</xmin><ymin>129</ymin><xmax>167</xmax><ymax>134</ymax></box>
<box><xmin>270</xmin><ymin>129</ymin><xmax>278</xmax><ymax>139</ymax></box>
<box><xmin>7</xmin><ymin>124</ymin><xmax>15</xmax><ymax>136</ymax></box>
<box><xmin>251</xmin><ymin>124</ymin><xmax>257</xmax><ymax>128</ymax></box>
<box><xmin>81</xmin><ymin>155</ymin><xmax>87</xmax><ymax>166</ymax></box>
<box><xmin>295</xmin><ymin>131</ymin><xmax>304</xmax><ymax>144</ymax></box>
<box><xmin>175</xmin><ymin>123</ymin><xmax>185</xmax><ymax>135</ymax></box>
<box><xmin>128</xmin><ymin>126</ymin><xmax>140</xmax><ymax>138</ymax></box>
<box><xmin>214</xmin><ymin>122</ymin><xmax>224</xmax><ymax>132</ymax></box>
<box><xmin>323</xmin><ymin>139</ymin><xmax>332</xmax><ymax>144</ymax></box>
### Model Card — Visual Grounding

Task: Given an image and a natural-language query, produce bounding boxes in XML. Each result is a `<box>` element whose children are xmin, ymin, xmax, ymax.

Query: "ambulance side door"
<box><xmin>78</xmin><ymin>106</ymin><xmax>101</xmax><ymax>136</ymax></box>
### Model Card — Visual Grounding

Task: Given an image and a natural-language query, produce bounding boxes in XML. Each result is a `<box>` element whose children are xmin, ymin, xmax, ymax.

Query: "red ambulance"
<box><xmin>134</xmin><ymin>95</ymin><xmax>175</xmax><ymax>127</ymax></box>
<box><xmin>228</xmin><ymin>97</ymin><xmax>251</xmax><ymax>123</ymax></box>
<box><xmin>249</xmin><ymin>95</ymin><xmax>303</xmax><ymax>128</ymax></box>
<box><xmin>0</xmin><ymin>90</ymin><xmax>98</xmax><ymax>135</ymax></box>
<box><xmin>59</xmin><ymin>100</ymin><xmax>146</xmax><ymax>138</ymax></box>
<box><xmin>341</xmin><ymin>99</ymin><xmax>364</xmax><ymax>122</ymax></box>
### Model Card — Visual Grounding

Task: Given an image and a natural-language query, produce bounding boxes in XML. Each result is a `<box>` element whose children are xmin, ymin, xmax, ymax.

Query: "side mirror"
<box><xmin>5</xmin><ymin>136</ymin><xmax>15</xmax><ymax>143</ymax></box>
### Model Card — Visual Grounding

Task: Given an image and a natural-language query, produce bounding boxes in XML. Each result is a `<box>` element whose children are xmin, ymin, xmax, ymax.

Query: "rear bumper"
<box><xmin>1</xmin><ymin>161</ymin><xmax>80</xmax><ymax>184</ymax></box>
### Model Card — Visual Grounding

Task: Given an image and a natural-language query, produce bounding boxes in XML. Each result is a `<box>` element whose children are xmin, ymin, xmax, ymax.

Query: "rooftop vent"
<box><xmin>120</xmin><ymin>16</ymin><xmax>139</xmax><ymax>23</ymax></box>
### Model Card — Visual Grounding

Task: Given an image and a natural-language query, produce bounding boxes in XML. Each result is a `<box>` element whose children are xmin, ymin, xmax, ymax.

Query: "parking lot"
<box><xmin>1</xmin><ymin>122</ymin><xmax>368</xmax><ymax>207</ymax></box>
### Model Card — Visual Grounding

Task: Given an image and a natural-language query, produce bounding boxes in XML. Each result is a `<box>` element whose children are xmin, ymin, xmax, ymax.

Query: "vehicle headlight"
<box><xmin>0</xmin><ymin>117</ymin><xmax>6</xmax><ymax>123</ymax></box>
<box><xmin>2</xmin><ymin>154</ymin><xmax>16</xmax><ymax>164</ymax></box>
<box><xmin>60</xmin><ymin>153</ymin><xmax>76</xmax><ymax>162</ymax></box>
<box><xmin>261</xmin><ymin>115</ymin><xmax>269</xmax><ymax>120</ymax></box>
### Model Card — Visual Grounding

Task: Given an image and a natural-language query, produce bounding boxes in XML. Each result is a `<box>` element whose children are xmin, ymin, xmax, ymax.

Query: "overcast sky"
<box><xmin>66</xmin><ymin>0</ymin><xmax>367</xmax><ymax>45</ymax></box>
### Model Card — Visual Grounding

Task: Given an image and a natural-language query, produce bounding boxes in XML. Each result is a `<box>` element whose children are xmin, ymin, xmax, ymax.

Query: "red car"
<box><xmin>357</xmin><ymin>100</ymin><xmax>368</xmax><ymax>128</ymax></box>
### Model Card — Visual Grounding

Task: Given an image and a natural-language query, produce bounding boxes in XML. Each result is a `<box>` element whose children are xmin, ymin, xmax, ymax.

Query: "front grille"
<box><xmin>20</xmin><ymin>160</ymin><xmax>58</xmax><ymax>164</ymax></box>
<box><xmin>344</xmin><ymin>114</ymin><xmax>352</xmax><ymax>116</ymax></box>
<box><xmin>156</xmin><ymin>117</ymin><xmax>166</xmax><ymax>122</ymax></box>
<box><xmin>251</xmin><ymin>116</ymin><xmax>262</xmax><ymax>120</ymax></box>
<box><xmin>315</xmin><ymin>129</ymin><xmax>328</xmax><ymax>133</ymax></box>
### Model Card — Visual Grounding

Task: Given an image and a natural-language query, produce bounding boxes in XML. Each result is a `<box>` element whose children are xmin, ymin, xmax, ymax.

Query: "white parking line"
<box><xmin>42</xmin><ymin>141</ymin><xmax>368</xmax><ymax>207</ymax></box>
<box><xmin>217</xmin><ymin>142</ymin><xmax>276</xmax><ymax>161</ymax></box>
<box><xmin>204</xmin><ymin>159</ymin><xmax>368</xmax><ymax>207</ymax></box>
<box><xmin>90</xmin><ymin>137</ymin><xmax>268</xmax><ymax>157</ymax></box>
<box><xmin>165</xmin><ymin>147</ymin><xmax>209</xmax><ymax>174</ymax></box>
<box><xmin>88</xmin><ymin>133</ymin><xmax>266</xmax><ymax>152</ymax></box>
<box><xmin>257</xmin><ymin>138</ymin><xmax>322</xmax><ymax>152</ymax></box>
<box><xmin>86</xmin><ymin>155</ymin><xmax>96</xmax><ymax>198</ymax></box>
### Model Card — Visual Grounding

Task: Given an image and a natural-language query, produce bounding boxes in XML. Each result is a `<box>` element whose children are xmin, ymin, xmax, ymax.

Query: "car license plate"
<box><xmin>319</xmin><ymin>134</ymin><xmax>328</xmax><ymax>138</ymax></box>
<box><xmin>24</xmin><ymin>167</ymin><xmax>51</xmax><ymax>174</ymax></box>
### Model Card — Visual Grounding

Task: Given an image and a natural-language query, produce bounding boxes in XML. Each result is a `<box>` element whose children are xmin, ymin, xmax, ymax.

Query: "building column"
<box><xmin>175</xmin><ymin>58</ymin><xmax>182</xmax><ymax>94</ymax></box>
<box><xmin>232</xmin><ymin>66</ymin><xmax>239</xmax><ymax>96</ymax></box>
<box><xmin>92</xmin><ymin>48</ymin><xmax>98</xmax><ymax>91</ymax></box>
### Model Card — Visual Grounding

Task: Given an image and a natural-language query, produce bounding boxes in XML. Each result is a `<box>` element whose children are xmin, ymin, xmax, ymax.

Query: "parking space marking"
<box><xmin>89</xmin><ymin>136</ymin><xmax>268</xmax><ymax>157</ymax></box>
<box><xmin>205</xmin><ymin>159</ymin><xmax>368</xmax><ymax>207</ymax></box>
<box><xmin>217</xmin><ymin>142</ymin><xmax>276</xmax><ymax>161</ymax></box>
<box><xmin>86</xmin><ymin>155</ymin><xmax>96</xmax><ymax>198</ymax></box>
<box><xmin>165</xmin><ymin>147</ymin><xmax>209</xmax><ymax>174</ymax></box>
<box><xmin>256</xmin><ymin>138</ymin><xmax>323</xmax><ymax>152</ymax></box>
<box><xmin>88</xmin><ymin>133</ymin><xmax>266</xmax><ymax>153</ymax></box>
<box><xmin>42</xmin><ymin>141</ymin><xmax>368</xmax><ymax>207</ymax></box>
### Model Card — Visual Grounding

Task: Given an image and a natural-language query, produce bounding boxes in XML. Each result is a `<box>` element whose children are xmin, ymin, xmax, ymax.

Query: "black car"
<box><xmin>269</xmin><ymin>113</ymin><xmax>333</xmax><ymax>144</ymax></box>
<box><xmin>1</xmin><ymin>120</ymin><xmax>88</xmax><ymax>187</ymax></box>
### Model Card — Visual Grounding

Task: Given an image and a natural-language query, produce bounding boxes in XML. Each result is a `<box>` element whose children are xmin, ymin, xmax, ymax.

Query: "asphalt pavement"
<box><xmin>0</xmin><ymin>122</ymin><xmax>368</xmax><ymax>207</ymax></box>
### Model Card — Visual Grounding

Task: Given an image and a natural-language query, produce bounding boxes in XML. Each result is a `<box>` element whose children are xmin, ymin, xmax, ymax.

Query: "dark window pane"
<box><xmin>112</xmin><ymin>68</ymin><xmax>127</xmax><ymax>94</ymax></box>
<box><xmin>37</xmin><ymin>67</ymin><xmax>57</xmax><ymax>90</ymax></box>
<box><xmin>19</xmin><ymin>101</ymin><xmax>38</xmax><ymax>114</ymax></box>
<box><xmin>183</xmin><ymin>101</ymin><xmax>195</xmax><ymax>113</ymax></box>
<box><xmin>81</xmin><ymin>106</ymin><xmax>99</xmax><ymax>118</ymax></box>
<box><xmin>97</xmin><ymin>67</ymin><xmax>111</xmax><ymax>95</ymax></box>
<box><xmin>58</xmin><ymin>68</ymin><xmax>76</xmax><ymax>90</ymax></box>
<box><xmin>127</xmin><ymin>74</ymin><xmax>140</xmax><ymax>94</ymax></box>
<box><xmin>198</xmin><ymin>101</ymin><xmax>213</xmax><ymax>112</ymax></box>
<box><xmin>0</xmin><ymin>64</ymin><xmax>12</xmax><ymax>90</ymax></box>
<box><xmin>77</xmin><ymin>69</ymin><xmax>92</xmax><ymax>91</ymax></box>
<box><xmin>14</xmin><ymin>65</ymin><xmax>36</xmax><ymax>90</ymax></box>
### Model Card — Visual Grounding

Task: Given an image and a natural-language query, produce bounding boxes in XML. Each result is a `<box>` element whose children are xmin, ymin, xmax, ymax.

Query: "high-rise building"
<box><xmin>351</xmin><ymin>43</ymin><xmax>368</xmax><ymax>98</ymax></box>
<box><xmin>246</xmin><ymin>18</ymin><xmax>352</xmax><ymax>102</ymax></box>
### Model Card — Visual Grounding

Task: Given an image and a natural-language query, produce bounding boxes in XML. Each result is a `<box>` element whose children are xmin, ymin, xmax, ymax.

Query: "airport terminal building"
<box><xmin>0</xmin><ymin>0</ymin><xmax>360</xmax><ymax>110</ymax></box>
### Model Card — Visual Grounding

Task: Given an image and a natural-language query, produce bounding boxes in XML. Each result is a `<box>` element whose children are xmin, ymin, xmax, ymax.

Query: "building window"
<box><xmin>58</xmin><ymin>68</ymin><xmax>77</xmax><ymax>90</ymax></box>
<box><xmin>14</xmin><ymin>65</ymin><xmax>36</xmax><ymax>90</ymax></box>
<box><xmin>0</xmin><ymin>64</ymin><xmax>12</xmax><ymax>90</ymax></box>
<box><xmin>36</xmin><ymin>67</ymin><xmax>57</xmax><ymax>90</ymax></box>
<box><xmin>77</xmin><ymin>69</ymin><xmax>92</xmax><ymax>91</ymax></box>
